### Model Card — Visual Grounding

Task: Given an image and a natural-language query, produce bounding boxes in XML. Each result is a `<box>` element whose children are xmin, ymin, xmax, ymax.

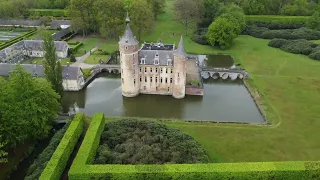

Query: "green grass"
<box><xmin>311</xmin><ymin>40</ymin><xmax>320</xmax><ymax>44</ymax></box>
<box><xmin>26</xmin><ymin>29</ymin><xmax>57</xmax><ymax>40</ymax></box>
<box><xmin>119</xmin><ymin>0</ymin><xmax>319</xmax><ymax>163</ymax></box>
<box><xmin>68</xmin><ymin>37</ymin><xmax>101</xmax><ymax>56</ymax></box>
<box><xmin>85</xmin><ymin>55</ymin><xmax>109</xmax><ymax>64</ymax></box>
<box><xmin>30</xmin><ymin>58</ymin><xmax>70</xmax><ymax>65</ymax></box>
<box><xmin>245</xmin><ymin>15</ymin><xmax>310</xmax><ymax>22</ymax></box>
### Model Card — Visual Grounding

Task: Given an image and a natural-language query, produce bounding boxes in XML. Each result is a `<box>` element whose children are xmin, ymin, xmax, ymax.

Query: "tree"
<box><xmin>94</xmin><ymin>0</ymin><xmax>125</xmax><ymax>39</ymax></box>
<box><xmin>130</xmin><ymin>0</ymin><xmax>154</xmax><ymax>42</ymax></box>
<box><xmin>174</xmin><ymin>0</ymin><xmax>202</xmax><ymax>36</ymax></box>
<box><xmin>0</xmin><ymin>136</ymin><xmax>8</xmax><ymax>163</ymax></box>
<box><xmin>308</xmin><ymin>12</ymin><xmax>320</xmax><ymax>31</ymax></box>
<box><xmin>147</xmin><ymin>0</ymin><xmax>166</xmax><ymax>20</ymax></box>
<box><xmin>241</xmin><ymin>0</ymin><xmax>266</xmax><ymax>15</ymax></box>
<box><xmin>218</xmin><ymin>5</ymin><xmax>246</xmax><ymax>34</ymax></box>
<box><xmin>197</xmin><ymin>0</ymin><xmax>220</xmax><ymax>28</ymax></box>
<box><xmin>0</xmin><ymin>66</ymin><xmax>60</xmax><ymax>148</ymax></box>
<box><xmin>206</xmin><ymin>17</ymin><xmax>238</xmax><ymax>49</ymax></box>
<box><xmin>42</xmin><ymin>33</ymin><xmax>64</xmax><ymax>98</ymax></box>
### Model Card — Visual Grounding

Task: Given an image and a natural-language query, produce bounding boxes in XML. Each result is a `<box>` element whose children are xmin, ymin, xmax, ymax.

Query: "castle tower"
<box><xmin>172</xmin><ymin>36</ymin><xmax>187</xmax><ymax>99</ymax></box>
<box><xmin>119</xmin><ymin>13</ymin><xmax>140</xmax><ymax>97</ymax></box>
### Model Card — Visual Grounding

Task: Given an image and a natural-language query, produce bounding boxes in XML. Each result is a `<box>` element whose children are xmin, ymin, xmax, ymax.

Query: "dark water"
<box><xmin>62</xmin><ymin>74</ymin><xmax>264</xmax><ymax>124</ymax></box>
<box><xmin>196</xmin><ymin>54</ymin><xmax>235</xmax><ymax>68</ymax></box>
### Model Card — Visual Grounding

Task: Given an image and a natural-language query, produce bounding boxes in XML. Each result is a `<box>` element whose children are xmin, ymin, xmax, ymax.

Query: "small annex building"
<box><xmin>0</xmin><ymin>40</ymin><xmax>69</xmax><ymax>64</ymax></box>
<box><xmin>0</xmin><ymin>64</ymin><xmax>85</xmax><ymax>91</ymax></box>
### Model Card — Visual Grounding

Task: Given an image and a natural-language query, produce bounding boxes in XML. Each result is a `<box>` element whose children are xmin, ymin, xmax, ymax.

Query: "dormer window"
<box><xmin>167</xmin><ymin>59</ymin><xmax>172</xmax><ymax>66</ymax></box>
<box><xmin>154</xmin><ymin>58</ymin><xmax>159</xmax><ymax>65</ymax></box>
<box><xmin>140</xmin><ymin>58</ymin><xmax>146</xmax><ymax>64</ymax></box>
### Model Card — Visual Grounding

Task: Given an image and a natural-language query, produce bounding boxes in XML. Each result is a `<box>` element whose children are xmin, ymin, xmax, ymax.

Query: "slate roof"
<box><xmin>23</xmin><ymin>40</ymin><xmax>68</xmax><ymax>51</ymax></box>
<box><xmin>50</xmin><ymin>20</ymin><xmax>71</xmax><ymax>29</ymax></box>
<box><xmin>139</xmin><ymin>50</ymin><xmax>174</xmax><ymax>66</ymax></box>
<box><xmin>119</xmin><ymin>24</ymin><xmax>139</xmax><ymax>46</ymax></box>
<box><xmin>0</xmin><ymin>64</ymin><xmax>80</xmax><ymax>80</ymax></box>
<box><xmin>174</xmin><ymin>36</ymin><xmax>187</xmax><ymax>57</ymax></box>
<box><xmin>52</xmin><ymin>27</ymin><xmax>71</xmax><ymax>41</ymax></box>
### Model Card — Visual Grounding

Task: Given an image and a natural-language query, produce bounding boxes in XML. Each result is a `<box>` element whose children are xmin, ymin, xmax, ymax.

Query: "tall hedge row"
<box><xmin>68</xmin><ymin>113</ymin><xmax>320</xmax><ymax>180</ymax></box>
<box><xmin>245</xmin><ymin>15</ymin><xmax>310</xmax><ymax>23</ymax></box>
<box><xmin>0</xmin><ymin>29</ymin><xmax>37</xmax><ymax>50</ymax></box>
<box><xmin>39</xmin><ymin>113</ymin><xmax>84</xmax><ymax>180</ymax></box>
<box><xmin>24</xmin><ymin>122</ymin><xmax>71</xmax><ymax>180</ymax></box>
<box><xmin>27</xmin><ymin>9</ymin><xmax>68</xmax><ymax>17</ymax></box>
<box><xmin>69</xmin><ymin>113</ymin><xmax>105</xmax><ymax>174</ymax></box>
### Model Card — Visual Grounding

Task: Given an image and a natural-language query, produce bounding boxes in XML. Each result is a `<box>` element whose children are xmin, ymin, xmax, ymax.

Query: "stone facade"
<box><xmin>119</xmin><ymin>14</ymin><xmax>188</xmax><ymax>99</ymax></box>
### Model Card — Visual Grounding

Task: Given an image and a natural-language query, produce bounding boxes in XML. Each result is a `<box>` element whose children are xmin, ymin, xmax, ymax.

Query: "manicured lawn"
<box><xmin>68</xmin><ymin>37</ymin><xmax>101</xmax><ymax>56</ymax></box>
<box><xmin>311</xmin><ymin>40</ymin><xmax>320</xmax><ymax>44</ymax></box>
<box><xmin>30</xmin><ymin>58</ymin><xmax>71</xmax><ymax>65</ymax></box>
<box><xmin>138</xmin><ymin>0</ymin><xmax>319</xmax><ymax>163</ymax></box>
<box><xmin>84</xmin><ymin>55</ymin><xmax>109</xmax><ymax>64</ymax></box>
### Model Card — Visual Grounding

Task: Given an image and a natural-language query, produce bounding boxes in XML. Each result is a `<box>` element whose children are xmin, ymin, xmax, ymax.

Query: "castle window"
<box><xmin>165</xmin><ymin>78</ymin><xmax>168</xmax><ymax>83</ymax></box>
<box><xmin>156</xmin><ymin>87</ymin><xmax>158</xmax><ymax>91</ymax></box>
<box><xmin>160</xmin><ymin>68</ymin><xmax>163</xmax><ymax>73</ymax></box>
<box><xmin>150</xmin><ymin>68</ymin><xmax>153</xmax><ymax>73</ymax></box>
<box><xmin>171</xmin><ymin>68</ymin><xmax>173</xmax><ymax>73</ymax></box>
<box><xmin>156</xmin><ymin>77</ymin><xmax>158</xmax><ymax>83</ymax></box>
<box><xmin>165</xmin><ymin>68</ymin><xmax>168</xmax><ymax>73</ymax></box>
<box><xmin>144</xmin><ymin>86</ymin><xmax>146</xmax><ymax>90</ymax></box>
<box><xmin>140</xmin><ymin>77</ymin><xmax>142</xmax><ymax>82</ymax></box>
<box><xmin>161</xmin><ymin>77</ymin><xmax>163</xmax><ymax>83</ymax></box>
<box><xmin>134</xmin><ymin>79</ymin><xmax>136</xmax><ymax>85</ymax></box>
<box><xmin>145</xmin><ymin>76</ymin><xmax>147</xmax><ymax>82</ymax></box>
<box><xmin>140</xmin><ymin>67</ymin><xmax>142</xmax><ymax>72</ymax></box>
<box><xmin>155</xmin><ymin>68</ymin><xmax>158</xmax><ymax>73</ymax></box>
<box><xmin>150</xmin><ymin>77</ymin><xmax>153</xmax><ymax>83</ymax></box>
<box><xmin>140</xmin><ymin>58</ymin><xmax>146</xmax><ymax>64</ymax></box>
<box><xmin>168</xmin><ymin>87</ymin><xmax>170</xmax><ymax>92</ymax></box>
<box><xmin>125</xmin><ymin>46</ymin><xmax>128</xmax><ymax>50</ymax></box>
<box><xmin>167</xmin><ymin>59</ymin><xmax>172</xmax><ymax>66</ymax></box>
<box><xmin>145</xmin><ymin>67</ymin><xmax>147</xmax><ymax>72</ymax></box>
<box><xmin>154</xmin><ymin>58</ymin><xmax>159</xmax><ymax>65</ymax></box>
<box><xmin>178</xmin><ymin>73</ymin><xmax>180</xmax><ymax>77</ymax></box>
<box><xmin>170</xmin><ymin>78</ymin><xmax>173</xmax><ymax>83</ymax></box>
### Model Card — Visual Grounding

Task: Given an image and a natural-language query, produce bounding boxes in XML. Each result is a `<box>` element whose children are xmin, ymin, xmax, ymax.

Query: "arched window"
<box><xmin>150</xmin><ymin>77</ymin><xmax>153</xmax><ymax>83</ymax></box>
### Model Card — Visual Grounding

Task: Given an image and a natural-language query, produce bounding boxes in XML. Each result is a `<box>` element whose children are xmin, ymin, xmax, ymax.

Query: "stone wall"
<box><xmin>172</xmin><ymin>56</ymin><xmax>187</xmax><ymax>99</ymax></box>
<box><xmin>185</xmin><ymin>87</ymin><xmax>204</xmax><ymax>96</ymax></box>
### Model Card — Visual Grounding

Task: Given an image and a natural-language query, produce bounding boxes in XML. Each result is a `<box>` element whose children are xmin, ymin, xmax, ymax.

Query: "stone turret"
<box><xmin>119</xmin><ymin>13</ymin><xmax>140</xmax><ymax>97</ymax></box>
<box><xmin>172</xmin><ymin>36</ymin><xmax>187</xmax><ymax>99</ymax></box>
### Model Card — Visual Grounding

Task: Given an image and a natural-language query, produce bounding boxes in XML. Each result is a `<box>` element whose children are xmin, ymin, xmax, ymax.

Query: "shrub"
<box><xmin>24</xmin><ymin>123</ymin><xmax>71</xmax><ymax>180</ymax></box>
<box><xmin>246</xmin><ymin>21</ymin><xmax>306</xmax><ymax>30</ymax></box>
<box><xmin>39</xmin><ymin>113</ymin><xmax>84</xmax><ymax>180</ymax></box>
<box><xmin>191</xmin><ymin>28</ymin><xmax>209</xmax><ymax>45</ymax></box>
<box><xmin>95</xmin><ymin>119</ymin><xmax>209</xmax><ymax>165</ymax></box>
<box><xmin>308</xmin><ymin>12</ymin><xmax>320</xmax><ymax>31</ymax></box>
<box><xmin>245</xmin><ymin>27</ymin><xmax>320</xmax><ymax>40</ymax></box>
<box><xmin>268</xmin><ymin>39</ymin><xmax>320</xmax><ymax>60</ymax></box>
<box><xmin>70</xmin><ymin>54</ymin><xmax>76</xmax><ymax>62</ymax></box>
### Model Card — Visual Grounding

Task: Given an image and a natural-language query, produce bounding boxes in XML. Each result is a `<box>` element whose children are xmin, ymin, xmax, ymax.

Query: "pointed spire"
<box><xmin>125</xmin><ymin>11</ymin><xmax>130</xmax><ymax>24</ymax></box>
<box><xmin>119</xmin><ymin>12</ymin><xmax>139</xmax><ymax>46</ymax></box>
<box><xmin>174</xmin><ymin>36</ymin><xmax>187</xmax><ymax>57</ymax></box>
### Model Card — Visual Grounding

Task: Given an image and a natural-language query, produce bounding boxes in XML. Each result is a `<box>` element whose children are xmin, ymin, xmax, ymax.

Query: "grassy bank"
<box><xmin>140</xmin><ymin>0</ymin><xmax>319</xmax><ymax>163</ymax></box>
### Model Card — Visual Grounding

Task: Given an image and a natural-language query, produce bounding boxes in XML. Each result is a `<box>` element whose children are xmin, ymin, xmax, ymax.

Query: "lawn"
<box><xmin>311</xmin><ymin>39</ymin><xmax>320</xmax><ymax>44</ymax></box>
<box><xmin>68</xmin><ymin>36</ymin><xmax>101</xmax><ymax>56</ymax></box>
<box><xmin>120</xmin><ymin>0</ymin><xmax>320</xmax><ymax>163</ymax></box>
<box><xmin>29</xmin><ymin>58</ymin><xmax>71</xmax><ymax>65</ymax></box>
<box><xmin>84</xmin><ymin>55</ymin><xmax>109</xmax><ymax>64</ymax></box>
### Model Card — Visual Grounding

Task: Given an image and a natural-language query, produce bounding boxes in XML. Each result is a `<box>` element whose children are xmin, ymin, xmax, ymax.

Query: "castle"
<box><xmin>119</xmin><ymin>14</ymin><xmax>189</xmax><ymax>99</ymax></box>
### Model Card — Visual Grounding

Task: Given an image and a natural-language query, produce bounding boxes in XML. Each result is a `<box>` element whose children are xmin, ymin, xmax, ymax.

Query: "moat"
<box><xmin>62</xmin><ymin>73</ymin><xmax>264</xmax><ymax>124</ymax></box>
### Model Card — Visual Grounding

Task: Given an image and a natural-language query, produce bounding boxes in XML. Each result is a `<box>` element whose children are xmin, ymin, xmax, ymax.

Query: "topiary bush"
<box><xmin>94</xmin><ymin>119</ymin><xmax>209</xmax><ymax>165</ymax></box>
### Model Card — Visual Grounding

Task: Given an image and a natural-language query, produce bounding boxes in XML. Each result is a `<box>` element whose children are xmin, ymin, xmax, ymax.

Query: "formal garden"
<box><xmin>1</xmin><ymin>0</ymin><xmax>320</xmax><ymax>179</ymax></box>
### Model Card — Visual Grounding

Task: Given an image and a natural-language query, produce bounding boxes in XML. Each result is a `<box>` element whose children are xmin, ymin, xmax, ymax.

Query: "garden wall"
<box><xmin>39</xmin><ymin>113</ymin><xmax>84</xmax><ymax>180</ymax></box>
<box><xmin>69</xmin><ymin>113</ymin><xmax>320</xmax><ymax>180</ymax></box>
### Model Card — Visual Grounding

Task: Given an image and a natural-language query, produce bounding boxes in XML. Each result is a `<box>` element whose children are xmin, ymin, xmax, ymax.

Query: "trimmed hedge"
<box><xmin>27</xmin><ymin>9</ymin><xmax>68</xmax><ymax>17</ymax></box>
<box><xmin>0</xmin><ymin>28</ymin><xmax>37</xmax><ymax>50</ymax></box>
<box><xmin>39</xmin><ymin>113</ymin><xmax>84</xmax><ymax>180</ymax></box>
<box><xmin>68</xmin><ymin>113</ymin><xmax>320</xmax><ymax>180</ymax></box>
<box><xmin>245</xmin><ymin>15</ymin><xmax>310</xmax><ymax>23</ymax></box>
<box><xmin>24</xmin><ymin>122</ymin><xmax>71</xmax><ymax>180</ymax></box>
<box><xmin>268</xmin><ymin>39</ymin><xmax>320</xmax><ymax>60</ymax></box>
<box><xmin>246</xmin><ymin>21</ymin><xmax>306</xmax><ymax>30</ymax></box>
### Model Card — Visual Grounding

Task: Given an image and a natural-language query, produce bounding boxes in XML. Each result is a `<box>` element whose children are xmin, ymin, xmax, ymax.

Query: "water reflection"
<box><xmin>62</xmin><ymin>74</ymin><xmax>264</xmax><ymax>124</ymax></box>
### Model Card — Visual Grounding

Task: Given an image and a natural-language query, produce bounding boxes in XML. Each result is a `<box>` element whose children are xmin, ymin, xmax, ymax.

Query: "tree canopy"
<box><xmin>0</xmin><ymin>136</ymin><xmax>8</xmax><ymax>163</ymax></box>
<box><xmin>308</xmin><ymin>12</ymin><xmax>320</xmax><ymax>31</ymax></box>
<box><xmin>0</xmin><ymin>66</ymin><xmax>60</xmax><ymax>148</ymax></box>
<box><xmin>95</xmin><ymin>119</ymin><xmax>209</xmax><ymax>164</ymax></box>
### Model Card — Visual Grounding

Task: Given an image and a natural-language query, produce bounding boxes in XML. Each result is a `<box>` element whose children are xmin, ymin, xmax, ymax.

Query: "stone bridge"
<box><xmin>91</xmin><ymin>64</ymin><xmax>121</xmax><ymax>74</ymax></box>
<box><xmin>201</xmin><ymin>68</ymin><xmax>250</xmax><ymax>80</ymax></box>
